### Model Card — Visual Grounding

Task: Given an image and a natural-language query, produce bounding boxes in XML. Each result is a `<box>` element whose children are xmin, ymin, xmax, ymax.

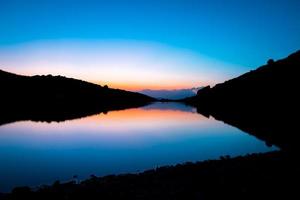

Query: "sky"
<box><xmin>0</xmin><ymin>0</ymin><xmax>299</xmax><ymax>90</ymax></box>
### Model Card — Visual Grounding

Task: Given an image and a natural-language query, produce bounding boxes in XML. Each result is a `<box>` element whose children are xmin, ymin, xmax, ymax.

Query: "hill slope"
<box><xmin>0</xmin><ymin>70</ymin><xmax>155</xmax><ymax>124</ymax></box>
<box><xmin>184</xmin><ymin>50</ymin><xmax>299</xmax><ymax>151</ymax></box>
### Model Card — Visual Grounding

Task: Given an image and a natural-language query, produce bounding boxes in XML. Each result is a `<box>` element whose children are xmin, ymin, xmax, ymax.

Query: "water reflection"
<box><xmin>0</xmin><ymin>102</ymin><xmax>276</xmax><ymax>192</ymax></box>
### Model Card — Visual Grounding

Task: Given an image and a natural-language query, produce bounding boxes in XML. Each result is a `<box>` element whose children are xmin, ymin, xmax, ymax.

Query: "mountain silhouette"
<box><xmin>139</xmin><ymin>87</ymin><xmax>203</xmax><ymax>100</ymax></box>
<box><xmin>0</xmin><ymin>70</ymin><xmax>155</xmax><ymax>125</ymax></box>
<box><xmin>183</xmin><ymin>50</ymin><xmax>299</xmax><ymax>151</ymax></box>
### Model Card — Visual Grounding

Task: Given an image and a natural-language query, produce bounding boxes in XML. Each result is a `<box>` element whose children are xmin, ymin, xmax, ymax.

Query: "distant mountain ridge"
<box><xmin>0</xmin><ymin>69</ymin><xmax>155</xmax><ymax>125</ymax></box>
<box><xmin>139</xmin><ymin>87</ymin><xmax>203</xmax><ymax>100</ymax></box>
<box><xmin>184</xmin><ymin>50</ymin><xmax>300</xmax><ymax>151</ymax></box>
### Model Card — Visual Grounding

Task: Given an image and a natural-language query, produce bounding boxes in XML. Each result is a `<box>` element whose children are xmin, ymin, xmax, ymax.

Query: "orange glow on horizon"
<box><xmin>0</xmin><ymin>40</ymin><xmax>243</xmax><ymax>92</ymax></box>
<box><xmin>93</xmin><ymin>80</ymin><xmax>209</xmax><ymax>91</ymax></box>
<box><xmin>4</xmin><ymin>69</ymin><xmax>207</xmax><ymax>91</ymax></box>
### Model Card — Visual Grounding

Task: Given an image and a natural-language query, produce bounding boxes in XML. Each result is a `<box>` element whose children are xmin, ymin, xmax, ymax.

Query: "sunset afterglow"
<box><xmin>0</xmin><ymin>40</ymin><xmax>243</xmax><ymax>90</ymax></box>
<box><xmin>1</xmin><ymin>0</ymin><xmax>299</xmax><ymax>91</ymax></box>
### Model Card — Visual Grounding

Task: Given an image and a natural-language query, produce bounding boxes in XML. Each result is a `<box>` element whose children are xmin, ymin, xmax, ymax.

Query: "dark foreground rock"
<box><xmin>1</xmin><ymin>151</ymin><xmax>298</xmax><ymax>200</ymax></box>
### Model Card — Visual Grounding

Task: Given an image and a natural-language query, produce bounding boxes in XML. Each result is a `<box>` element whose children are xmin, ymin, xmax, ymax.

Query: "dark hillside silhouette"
<box><xmin>183</xmin><ymin>50</ymin><xmax>300</xmax><ymax>151</ymax></box>
<box><xmin>0</xmin><ymin>70</ymin><xmax>155</xmax><ymax>125</ymax></box>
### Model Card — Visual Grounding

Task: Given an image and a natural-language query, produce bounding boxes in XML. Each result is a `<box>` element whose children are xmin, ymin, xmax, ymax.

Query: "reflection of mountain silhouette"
<box><xmin>0</xmin><ymin>70</ymin><xmax>155</xmax><ymax>125</ymax></box>
<box><xmin>184</xmin><ymin>50</ymin><xmax>299</xmax><ymax>151</ymax></box>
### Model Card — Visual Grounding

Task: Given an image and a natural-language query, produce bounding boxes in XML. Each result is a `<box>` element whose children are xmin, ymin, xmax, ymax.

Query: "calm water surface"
<box><xmin>0</xmin><ymin>102</ymin><xmax>276</xmax><ymax>192</ymax></box>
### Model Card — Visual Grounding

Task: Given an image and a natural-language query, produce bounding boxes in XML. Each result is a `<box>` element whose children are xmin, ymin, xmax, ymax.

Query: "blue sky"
<box><xmin>0</xmin><ymin>0</ymin><xmax>299</xmax><ymax>89</ymax></box>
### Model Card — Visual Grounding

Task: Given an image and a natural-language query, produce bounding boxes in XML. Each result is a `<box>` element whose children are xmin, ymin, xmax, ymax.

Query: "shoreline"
<box><xmin>1</xmin><ymin>150</ymin><xmax>298</xmax><ymax>199</ymax></box>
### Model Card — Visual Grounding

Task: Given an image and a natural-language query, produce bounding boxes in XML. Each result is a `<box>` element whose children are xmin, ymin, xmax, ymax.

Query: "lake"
<box><xmin>0</xmin><ymin>102</ymin><xmax>276</xmax><ymax>192</ymax></box>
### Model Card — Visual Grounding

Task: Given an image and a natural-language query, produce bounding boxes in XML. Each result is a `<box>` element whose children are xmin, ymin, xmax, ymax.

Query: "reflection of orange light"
<box><xmin>85</xmin><ymin>108</ymin><xmax>205</xmax><ymax>123</ymax></box>
<box><xmin>66</xmin><ymin>107</ymin><xmax>210</xmax><ymax>133</ymax></box>
<box><xmin>6</xmin><ymin>107</ymin><xmax>211</xmax><ymax>134</ymax></box>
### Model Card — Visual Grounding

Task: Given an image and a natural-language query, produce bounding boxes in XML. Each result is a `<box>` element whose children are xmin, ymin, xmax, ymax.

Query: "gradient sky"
<box><xmin>0</xmin><ymin>0</ymin><xmax>299</xmax><ymax>90</ymax></box>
